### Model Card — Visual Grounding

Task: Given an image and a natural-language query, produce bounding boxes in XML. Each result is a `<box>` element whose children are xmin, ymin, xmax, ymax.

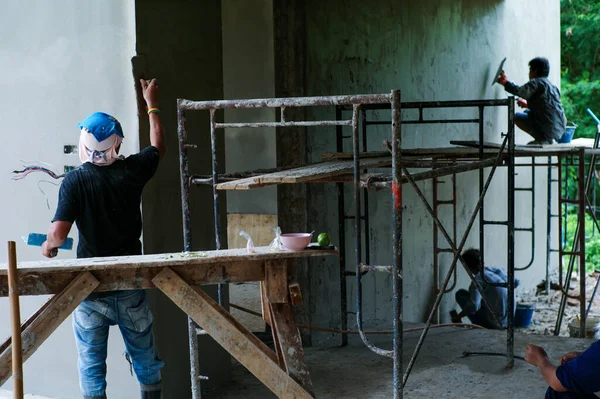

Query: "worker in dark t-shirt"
<box><xmin>42</xmin><ymin>79</ymin><xmax>166</xmax><ymax>399</ymax></box>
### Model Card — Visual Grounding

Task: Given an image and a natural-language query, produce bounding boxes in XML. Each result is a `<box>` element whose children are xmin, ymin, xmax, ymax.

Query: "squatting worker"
<box><xmin>497</xmin><ymin>57</ymin><xmax>567</xmax><ymax>145</ymax></box>
<box><xmin>452</xmin><ymin>248</ymin><xmax>520</xmax><ymax>329</ymax></box>
<box><xmin>42</xmin><ymin>79</ymin><xmax>166</xmax><ymax>399</ymax></box>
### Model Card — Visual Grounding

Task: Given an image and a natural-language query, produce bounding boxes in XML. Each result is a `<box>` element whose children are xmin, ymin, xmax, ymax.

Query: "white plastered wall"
<box><xmin>0</xmin><ymin>1</ymin><xmax>140</xmax><ymax>397</ymax></box>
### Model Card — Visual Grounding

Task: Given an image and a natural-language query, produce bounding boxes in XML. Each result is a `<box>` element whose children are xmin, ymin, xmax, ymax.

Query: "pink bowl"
<box><xmin>280</xmin><ymin>233</ymin><xmax>312</xmax><ymax>251</ymax></box>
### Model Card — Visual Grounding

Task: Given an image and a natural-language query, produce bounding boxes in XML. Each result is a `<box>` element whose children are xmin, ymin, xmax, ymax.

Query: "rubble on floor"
<box><xmin>519</xmin><ymin>271</ymin><xmax>600</xmax><ymax>337</ymax></box>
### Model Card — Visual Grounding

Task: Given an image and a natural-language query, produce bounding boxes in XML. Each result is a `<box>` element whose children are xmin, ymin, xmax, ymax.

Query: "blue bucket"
<box><xmin>557</xmin><ymin>122</ymin><xmax>577</xmax><ymax>144</ymax></box>
<box><xmin>515</xmin><ymin>303</ymin><xmax>535</xmax><ymax>327</ymax></box>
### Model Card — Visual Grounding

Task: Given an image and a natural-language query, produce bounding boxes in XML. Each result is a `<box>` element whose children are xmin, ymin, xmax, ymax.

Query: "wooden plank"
<box><xmin>0</xmin><ymin>271</ymin><xmax>98</xmax><ymax>385</ymax></box>
<box><xmin>227</xmin><ymin>214</ymin><xmax>278</xmax><ymax>249</ymax></box>
<box><xmin>216</xmin><ymin>176</ymin><xmax>270</xmax><ymax>190</ymax></box>
<box><xmin>153</xmin><ymin>268</ymin><xmax>313</xmax><ymax>399</ymax></box>
<box><xmin>260</xmin><ymin>281</ymin><xmax>272</xmax><ymax>327</ymax></box>
<box><xmin>321</xmin><ymin>151</ymin><xmax>390</xmax><ymax>160</ymax></box>
<box><xmin>0</xmin><ymin>247</ymin><xmax>336</xmax><ymax>275</ymax></box>
<box><xmin>270</xmin><ymin>303</ymin><xmax>314</xmax><ymax>396</ymax></box>
<box><xmin>256</xmin><ymin>157</ymin><xmax>392</xmax><ymax>184</ymax></box>
<box><xmin>216</xmin><ymin>158</ymin><xmax>392</xmax><ymax>190</ymax></box>
<box><xmin>450</xmin><ymin>140</ymin><xmax>591</xmax><ymax>154</ymax></box>
<box><xmin>0</xmin><ymin>248</ymin><xmax>338</xmax><ymax>296</ymax></box>
<box><xmin>0</xmin><ymin>296</ymin><xmax>55</xmax><ymax>354</ymax></box>
<box><xmin>268</xmin><ymin>305</ymin><xmax>286</xmax><ymax>369</ymax></box>
<box><xmin>0</xmin><ymin>260</ymin><xmax>266</xmax><ymax>297</ymax></box>
<box><xmin>265</xmin><ymin>260</ymin><xmax>288</xmax><ymax>304</ymax></box>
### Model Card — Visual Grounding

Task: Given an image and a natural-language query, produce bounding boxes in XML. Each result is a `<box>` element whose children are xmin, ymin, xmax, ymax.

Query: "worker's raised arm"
<box><xmin>140</xmin><ymin>78</ymin><xmax>166</xmax><ymax>159</ymax></box>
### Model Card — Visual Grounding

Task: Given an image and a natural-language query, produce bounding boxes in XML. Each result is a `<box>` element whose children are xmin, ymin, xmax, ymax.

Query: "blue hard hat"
<box><xmin>77</xmin><ymin>112</ymin><xmax>124</xmax><ymax>142</ymax></box>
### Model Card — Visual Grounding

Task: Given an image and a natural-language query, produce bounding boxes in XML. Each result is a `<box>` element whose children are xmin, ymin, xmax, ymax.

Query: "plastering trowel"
<box><xmin>491</xmin><ymin>57</ymin><xmax>507</xmax><ymax>86</ymax></box>
<box><xmin>22</xmin><ymin>233</ymin><xmax>73</xmax><ymax>250</ymax></box>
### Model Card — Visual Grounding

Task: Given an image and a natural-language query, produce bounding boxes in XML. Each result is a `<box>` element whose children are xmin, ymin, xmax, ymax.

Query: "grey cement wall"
<box><xmin>134</xmin><ymin>0</ymin><xmax>230</xmax><ymax>397</ymax></box>
<box><xmin>222</xmin><ymin>0</ymin><xmax>277</xmax><ymax>216</ymax></box>
<box><xmin>302</xmin><ymin>0</ymin><xmax>562</xmax><ymax>345</ymax></box>
<box><xmin>0</xmin><ymin>1</ymin><xmax>139</xmax><ymax>397</ymax></box>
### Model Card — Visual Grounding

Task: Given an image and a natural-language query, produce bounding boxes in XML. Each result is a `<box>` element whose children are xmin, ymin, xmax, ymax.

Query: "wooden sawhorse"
<box><xmin>0</xmin><ymin>247</ymin><xmax>336</xmax><ymax>398</ymax></box>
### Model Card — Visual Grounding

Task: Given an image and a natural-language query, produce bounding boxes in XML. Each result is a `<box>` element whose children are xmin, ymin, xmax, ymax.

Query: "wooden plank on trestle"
<box><xmin>255</xmin><ymin>157</ymin><xmax>392</xmax><ymax>184</ymax></box>
<box><xmin>265</xmin><ymin>260</ymin><xmax>288</xmax><ymax>304</ymax></box>
<box><xmin>0</xmin><ymin>296</ymin><xmax>55</xmax><ymax>354</ymax></box>
<box><xmin>0</xmin><ymin>271</ymin><xmax>98</xmax><ymax>386</ymax></box>
<box><xmin>0</xmin><ymin>260</ymin><xmax>266</xmax><ymax>297</ymax></box>
<box><xmin>152</xmin><ymin>268</ymin><xmax>313</xmax><ymax>399</ymax></box>
<box><xmin>270</xmin><ymin>303</ymin><xmax>314</xmax><ymax>396</ymax></box>
<box><xmin>0</xmin><ymin>248</ymin><xmax>338</xmax><ymax>297</ymax></box>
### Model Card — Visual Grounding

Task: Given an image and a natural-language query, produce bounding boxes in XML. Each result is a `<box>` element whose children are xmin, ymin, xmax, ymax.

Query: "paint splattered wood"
<box><xmin>152</xmin><ymin>267</ymin><xmax>314</xmax><ymax>399</ymax></box>
<box><xmin>216</xmin><ymin>176</ymin><xmax>271</xmax><ymax>190</ymax></box>
<box><xmin>255</xmin><ymin>157</ymin><xmax>392</xmax><ymax>184</ymax></box>
<box><xmin>0</xmin><ymin>247</ymin><xmax>336</xmax><ymax>274</ymax></box>
<box><xmin>0</xmin><ymin>248</ymin><xmax>337</xmax><ymax>297</ymax></box>
<box><xmin>260</xmin><ymin>281</ymin><xmax>272</xmax><ymax>327</ymax></box>
<box><xmin>270</xmin><ymin>302</ymin><xmax>314</xmax><ymax>396</ymax></box>
<box><xmin>0</xmin><ymin>296</ymin><xmax>55</xmax><ymax>354</ymax></box>
<box><xmin>216</xmin><ymin>158</ymin><xmax>392</xmax><ymax>190</ymax></box>
<box><xmin>0</xmin><ymin>271</ymin><xmax>98</xmax><ymax>386</ymax></box>
<box><xmin>265</xmin><ymin>259</ymin><xmax>289</xmax><ymax>304</ymax></box>
<box><xmin>320</xmin><ymin>151</ymin><xmax>390</xmax><ymax>160</ymax></box>
<box><xmin>451</xmin><ymin>140</ymin><xmax>596</xmax><ymax>155</ymax></box>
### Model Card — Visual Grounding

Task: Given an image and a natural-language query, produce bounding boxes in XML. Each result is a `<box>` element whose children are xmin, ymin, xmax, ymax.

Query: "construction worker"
<box><xmin>525</xmin><ymin>343</ymin><xmax>600</xmax><ymax>398</ymax></box>
<box><xmin>497</xmin><ymin>57</ymin><xmax>567</xmax><ymax>145</ymax></box>
<box><xmin>41</xmin><ymin>78</ymin><xmax>166</xmax><ymax>399</ymax></box>
<box><xmin>451</xmin><ymin>248</ymin><xmax>519</xmax><ymax>329</ymax></box>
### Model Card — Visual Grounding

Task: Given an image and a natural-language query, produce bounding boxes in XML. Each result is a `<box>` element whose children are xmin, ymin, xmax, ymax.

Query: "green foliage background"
<box><xmin>561</xmin><ymin>0</ymin><xmax>600</xmax><ymax>136</ymax></box>
<box><xmin>560</xmin><ymin>2</ymin><xmax>600</xmax><ymax>275</ymax></box>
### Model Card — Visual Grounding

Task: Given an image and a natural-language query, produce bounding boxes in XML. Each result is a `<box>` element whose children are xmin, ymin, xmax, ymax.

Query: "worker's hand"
<box><xmin>140</xmin><ymin>78</ymin><xmax>160</xmax><ymax>110</ymax></box>
<box><xmin>524</xmin><ymin>344</ymin><xmax>548</xmax><ymax>367</ymax></box>
<box><xmin>451</xmin><ymin>315</ymin><xmax>462</xmax><ymax>324</ymax></box>
<box><xmin>497</xmin><ymin>72</ymin><xmax>508</xmax><ymax>86</ymax></box>
<box><xmin>560</xmin><ymin>351</ymin><xmax>582</xmax><ymax>364</ymax></box>
<box><xmin>41</xmin><ymin>241</ymin><xmax>58</xmax><ymax>258</ymax></box>
<box><xmin>517</xmin><ymin>98</ymin><xmax>528</xmax><ymax>109</ymax></box>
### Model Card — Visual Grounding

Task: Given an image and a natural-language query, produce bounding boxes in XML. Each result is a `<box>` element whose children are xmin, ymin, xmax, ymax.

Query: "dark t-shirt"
<box><xmin>554</xmin><ymin>340</ymin><xmax>600</xmax><ymax>397</ymax></box>
<box><xmin>53</xmin><ymin>146</ymin><xmax>160</xmax><ymax>258</ymax></box>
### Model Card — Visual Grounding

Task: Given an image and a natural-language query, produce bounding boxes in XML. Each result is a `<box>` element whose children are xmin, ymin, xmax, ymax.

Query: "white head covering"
<box><xmin>78</xmin><ymin>129</ymin><xmax>123</xmax><ymax>165</ymax></box>
<box><xmin>77</xmin><ymin>112</ymin><xmax>124</xmax><ymax>166</ymax></box>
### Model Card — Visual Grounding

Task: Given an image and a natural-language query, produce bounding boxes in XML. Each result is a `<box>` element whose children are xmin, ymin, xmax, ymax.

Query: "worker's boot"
<box><xmin>142</xmin><ymin>391</ymin><xmax>161</xmax><ymax>399</ymax></box>
<box><xmin>141</xmin><ymin>383</ymin><xmax>162</xmax><ymax>399</ymax></box>
<box><xmin>141</xmin><ymin>389</ymin><xmax>161</xmax><ymax>399</ymax></box>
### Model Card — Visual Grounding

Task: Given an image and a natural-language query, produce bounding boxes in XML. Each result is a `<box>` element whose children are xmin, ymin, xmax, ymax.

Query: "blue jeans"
<box><xmin>516</xmin><ymin>109</ymin><xmax>552</xmax><ymax>143</ymax></box>
<box><xmin>455</xmin><ymin>289</ymin><xmax>503</xmax><ymax>330</ymax></box>
<box><xmin>73</xmin><ymin>290</ymin><xmax>164</xmax><ymax>398</ymax></box>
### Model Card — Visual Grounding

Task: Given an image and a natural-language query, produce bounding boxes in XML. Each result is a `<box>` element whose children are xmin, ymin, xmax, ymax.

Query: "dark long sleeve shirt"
<box><xmin>505</xmin><ymin>77</ymin><xmax>567</xmax><ymax>141</ymax></box>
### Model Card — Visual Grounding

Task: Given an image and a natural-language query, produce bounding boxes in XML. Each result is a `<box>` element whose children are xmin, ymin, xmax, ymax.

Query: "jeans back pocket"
<box><xmin>74</xmin><ymin>302</ymin><xmax>108</xmax><ymax>330</ymax></box>
<box><xmin>123</xmin><ymin>292</ymin><xmax>154</xmax><ymax>332</ymax></box>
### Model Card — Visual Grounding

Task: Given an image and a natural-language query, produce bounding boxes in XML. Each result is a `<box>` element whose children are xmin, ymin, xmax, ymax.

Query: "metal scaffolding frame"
<box><xmin>176</xmin><ymin>91</ymin><xmax>599</xmax><ymax>398</ymax></box>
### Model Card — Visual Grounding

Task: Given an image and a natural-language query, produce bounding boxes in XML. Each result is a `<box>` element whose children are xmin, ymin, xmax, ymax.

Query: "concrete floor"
<box><xmin>205</xmin><ymin>327</ymin><xmax>593</xmax><ymax>399</ymax></box>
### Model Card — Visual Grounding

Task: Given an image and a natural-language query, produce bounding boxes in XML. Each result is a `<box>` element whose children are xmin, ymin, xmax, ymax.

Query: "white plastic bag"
<box><xmin>239</xmin><ymin>230</ymin><xmax>256</xmax><ymax>254</ymax></box>
<box><xmin>269</xmin><ymin>226</ymin><xmax>284</xmax><ymax>252</ymax></box>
